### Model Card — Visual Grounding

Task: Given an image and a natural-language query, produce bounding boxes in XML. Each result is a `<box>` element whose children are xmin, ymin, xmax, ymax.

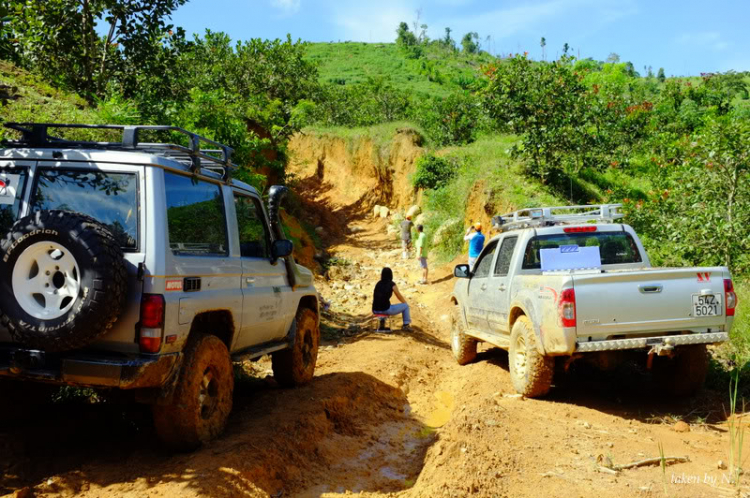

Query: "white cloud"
<box><xmin>674</xmin><ymin>32</ymin><xmax>731</xmax><ymax>51</ymax></box>
<box><xmin>270</xmin><ymin>0</ymin><xmax>301</xmax><ymax>15</ymax></box>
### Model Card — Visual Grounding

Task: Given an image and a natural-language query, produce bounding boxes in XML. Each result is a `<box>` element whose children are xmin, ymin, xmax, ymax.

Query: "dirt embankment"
<box><xmin>288</xmin><ymin>128</ymin><xmax>424</xmax><ymax>220</ymax></box>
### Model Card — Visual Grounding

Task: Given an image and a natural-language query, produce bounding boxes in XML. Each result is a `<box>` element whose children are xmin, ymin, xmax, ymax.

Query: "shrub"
<box><xmin>412</xmin><ymin>153</ymin><xmax>457</xmax><ymax>190</ymax></box>
<box><xmin>417</xmin><ymin>91</ymin><xmax>482</xmax><ymax>146</ymax></box>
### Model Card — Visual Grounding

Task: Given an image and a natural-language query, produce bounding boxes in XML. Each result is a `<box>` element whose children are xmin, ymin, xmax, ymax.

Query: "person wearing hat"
<box><xmin>464</xmin><ymin>222</ymin><xmax>485</xmax><ymax>270</ymax></box>
<box><xmin>400</xmin><ymin>215</ymin><xmax>414</xmax><ymax>259</ymax></box>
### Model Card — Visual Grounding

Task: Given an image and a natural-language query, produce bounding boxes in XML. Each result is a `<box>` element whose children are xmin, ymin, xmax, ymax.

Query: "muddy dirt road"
<box><xmin>0</xmin><ymin>216</ymin><xmax>747</xmax><ymax>498</ymax></box>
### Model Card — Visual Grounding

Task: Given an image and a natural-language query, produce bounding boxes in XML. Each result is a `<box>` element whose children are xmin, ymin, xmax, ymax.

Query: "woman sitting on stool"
<box><xmin>372</xmin><ymin>267</ymin><xmax>411</xmax><ymax>331</ymax></box>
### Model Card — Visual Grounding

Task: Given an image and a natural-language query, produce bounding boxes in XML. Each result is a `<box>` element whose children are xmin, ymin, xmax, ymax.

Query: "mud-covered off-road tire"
<box><xmin>509</xmin><ymin>315</ymin><xmax>554</xmax><ymax>397</ymax></box>
<box><xmin>153</xmin><ymin>334</ymin><xmax>234</xmax><ymax>451</ymax></box>
<box><xmin>652</xmin><ymin>344</ymin><xmax>709</xmax><ymax>397</ymax></box>
<box><xmin>0</xmin><ymin>211</ymin><xmax>127</xmax><ymax>352</ymax></box>
<box><xmin>272</xmin><ymin>308</ymin><xmax>320</xmax><ymax>387</ymax></box>
<box><xmin>451</xmin><ymin>306</ymin><xmax>477</xmax><ymax>365</ymax></box>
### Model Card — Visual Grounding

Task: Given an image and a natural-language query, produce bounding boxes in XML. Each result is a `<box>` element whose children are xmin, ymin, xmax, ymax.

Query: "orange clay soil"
<box><xmin>2</xmin><ymin>130</ymin><xmax>749</xmax><ymax>497</ymax></box>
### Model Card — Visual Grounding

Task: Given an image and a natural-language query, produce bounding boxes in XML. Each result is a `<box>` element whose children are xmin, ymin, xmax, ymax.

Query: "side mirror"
<box><xmin>271</xmin><ymin>239</ymin><xmax>293</xmax><ymax>264</ymax></box>
<box><xmin>454</xmin><ymin>264</ymin><xmax>471</xmax><ymax>279</ymax></box>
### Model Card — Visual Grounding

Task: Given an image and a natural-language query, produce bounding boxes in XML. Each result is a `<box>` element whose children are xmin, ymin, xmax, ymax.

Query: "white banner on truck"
<box><xmin>540</xmin><ymin>245</ymin><xmax>601</xmax><ymax>271</ymax></box>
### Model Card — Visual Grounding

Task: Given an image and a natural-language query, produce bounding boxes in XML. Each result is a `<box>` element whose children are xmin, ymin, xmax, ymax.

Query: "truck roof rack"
<box><xmin>2</xmin><ymin>123</ymin><xmax>236</xmax><ymax>182</ymax></box>
<box><xmin>492</xmin><ymin>204</ymin><xmax>624</xmax><ymax>232</ymax></box>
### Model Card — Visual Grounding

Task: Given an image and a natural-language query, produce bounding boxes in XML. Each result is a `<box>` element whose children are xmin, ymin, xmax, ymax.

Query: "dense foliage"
<box><xmin>1</xmin><ymin>0</ymin><xmax>187</xmax><ymax>100</ymax></box>
<box><xmin>412</xmin><ymin>153</ymin><xmax>457</xmax><ymax>190</ymax></box>
<box><xmin>1</xmin><ymin>2</ymin><xmax>321</xmax><ymax>183</ymax></box>
<box><xmin>481</xmin><ymin>53</ymin><xmax>750</xmax><ymax>274</ymax></box>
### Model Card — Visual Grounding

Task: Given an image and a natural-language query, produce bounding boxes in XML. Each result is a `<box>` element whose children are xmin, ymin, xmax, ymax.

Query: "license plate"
<box><xmin>692</xmin><ymin>294</ymin><xmax>722</xmax><ymax>317</ymax></box>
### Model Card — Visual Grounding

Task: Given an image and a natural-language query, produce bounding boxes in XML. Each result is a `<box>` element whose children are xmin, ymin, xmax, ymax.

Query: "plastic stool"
<box><xmin>373</xmin><ymin>313</ymin><xmax>391</xmax><ymax>332</ymax></box>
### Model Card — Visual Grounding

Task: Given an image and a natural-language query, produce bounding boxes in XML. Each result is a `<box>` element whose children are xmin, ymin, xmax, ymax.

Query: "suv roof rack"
<box><xmin>2</xmin><ymin>123</ymin><xmax>236</xmax><ymax>182</ymax></box>
<box><xmin>492</xmin><ymin>204</ymin><xmax>624</xmax><ymax>232</ymax></box>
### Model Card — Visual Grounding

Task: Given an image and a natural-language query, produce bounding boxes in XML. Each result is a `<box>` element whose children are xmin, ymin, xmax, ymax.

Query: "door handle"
<box><xmin>246</xmin><ymin>277</ymin><xmax>255</xmax><ymax>285</ymax></box>
<box><xmin>480</xmin><ymin>283</ymin><xmax>487</xmax><ymax>291</ymax></box>
<box><xmin>639</xmin><ymin>284</ymin><xmax>662</xmax><ymax>293</ymax></box>
<box><xmin>498</xmin><ymin>283</ymin><xmax>506</xmax><ymax>291</ymax></box>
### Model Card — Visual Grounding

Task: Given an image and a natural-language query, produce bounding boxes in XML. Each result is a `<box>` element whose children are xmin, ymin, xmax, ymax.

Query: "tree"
<box><xmin>442</xmin><ymin>27</ymin><xmax>455</xmax><ymax>50</ymax></box>
<box><xmin>396</xmin><ymin>22</ymin><xmax>417</xmax><ymax>47</ymax></box>
<box><xmin>5</xmin><ymin>0</ymin><xmax>187</xmax><ymax>100</ymax></box>
<box><xmin>606</xmin><ymin>52</ymin><xmax>620</xmax><ymax>63</ymax></box>
<box><xmin>657</xmin><ymin>67</ymin><xmax>666</xmax><ymax>83</ymax></box>
<box><xmin>540</xmin><ymin>37</ymin><xmax>546</xmax><ymax>60</ymax></box>
<box><xmin>417</xmin><ymin>91</ymin><xmax>482</xmax><ymax>146</ymax></box>
<box><xmin>461</xmin><ymin>32</ymin><xmax>479</xmax><ymax>54</ymax></box>
<box><xmin>562</xmin><ymin>42</ymin><xmax>570</xmax><ymax>55</ymax></box>
<box><xmin>169</xmin><ymin>32</ymin><xmax>321</xmax><ymax>178</ymax></box>
<box><xmin>482</xmin><ymin>54</ymin><xmax>590</xmax><ymax>183</ymax></box>
<box><xmin>629</xmin><ymin>116</ymin><xmax>750</xmax><ymax>273</ymax></box>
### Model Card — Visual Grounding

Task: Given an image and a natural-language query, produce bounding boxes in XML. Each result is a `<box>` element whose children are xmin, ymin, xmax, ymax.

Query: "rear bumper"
<box><xmin>575</xmin><ymin>332</ymin><xmax>729</xmax><ymax>353</ymax></box>
<box><xmin>0</xmin><ymin>347</ymin><xmax>181</xmax><ymax>389</ymax></box>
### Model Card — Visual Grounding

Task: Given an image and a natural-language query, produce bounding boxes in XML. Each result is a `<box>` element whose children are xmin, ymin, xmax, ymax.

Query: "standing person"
<box><xmin>372</xmin><ymin>267</ymin><xmax>412</xmax><ymax>331</ymax></box>
<box><xmin>400</xmin><ymin>215</ymin><xmax>414</xmax><ymax>259</ymax></box>
<box><xmin>415</xmin><ymin>224</ymin><xmax>428</xmax><ymax>284</ymax></box>
<box><xmin>464</xmin><ymin>222</ymin><xmax>485</xmax><ymax>270</ymax></box>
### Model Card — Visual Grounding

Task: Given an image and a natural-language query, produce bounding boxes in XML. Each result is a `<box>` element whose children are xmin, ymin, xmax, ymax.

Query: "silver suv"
<box><xmin>0</xmin><ymin>123</ymin><xmax>320</xmax><ymax>450</ymax></box>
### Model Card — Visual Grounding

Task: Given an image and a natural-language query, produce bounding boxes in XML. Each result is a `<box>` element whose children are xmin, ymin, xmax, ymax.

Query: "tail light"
<box><xmin>725</xmin><ymin>279</ymin><xmax>737</xmax><ymax>317</ymax></box>
<box><xmin>559</xmin><ymin>288</ymin><xmax>576</xmax><ymax>328</ymax></box>
<box><xmin>139</xmin><ymin>294</ymin><xmax>165</xmax><ymax>353</ymax></box>
<box><xmin>563</xmin><ymin>226</ymin><xmax>597</xmax><ymax>233</ymax></box>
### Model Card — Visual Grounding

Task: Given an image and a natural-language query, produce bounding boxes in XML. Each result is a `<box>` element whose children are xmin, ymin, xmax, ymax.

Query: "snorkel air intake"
<box><xmin>268</xmin><ymin>185</ymin><xmax>299</xmax><ymax>289</ymax></box>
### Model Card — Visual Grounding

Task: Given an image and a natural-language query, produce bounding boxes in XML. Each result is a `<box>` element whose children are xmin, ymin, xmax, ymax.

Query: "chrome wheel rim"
<box><xmin>11</xmin><ymin>241</ymin><xmax>81</xmax><ymax>320</ymax></box>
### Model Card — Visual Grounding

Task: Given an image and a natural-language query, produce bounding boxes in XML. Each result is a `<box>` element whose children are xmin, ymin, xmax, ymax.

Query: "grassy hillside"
<box><xmin>306</xmin><ymin>42</ymin><xmax>494</xmax><ymax>98</ymax></box>
<box><xmin>0</xmin><ymin>63</ymin><xmax>95</xmax><ymax>134</ymax></box>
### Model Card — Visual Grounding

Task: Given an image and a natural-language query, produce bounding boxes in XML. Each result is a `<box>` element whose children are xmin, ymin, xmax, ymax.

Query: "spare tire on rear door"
<box><xmin>0</xmin><ymin>210</ymin><xmax>128</xmax><ymax>352</ymax></box>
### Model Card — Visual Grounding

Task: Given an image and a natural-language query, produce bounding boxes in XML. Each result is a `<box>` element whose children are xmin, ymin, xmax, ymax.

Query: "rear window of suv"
<box><xmin>522</xmin><ymin>231</ymin><xmax>642</xmax><ymax>269</ymax></box>
<box><xmin>165</xmin><ymin>172</ymin><xmax>228</xmax><ymax>256</ymax></box>
<box><xmin>32</xmin><ymin>169</ymin><xmax>138</xmax><ymax>249</ymax></box>
<box><xmin>0</xmin><ymin>168</ymin><xmax>28</xmax><ymax>235</ymax></box>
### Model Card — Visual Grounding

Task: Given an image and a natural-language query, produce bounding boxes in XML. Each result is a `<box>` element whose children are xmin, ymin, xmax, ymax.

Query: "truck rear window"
<box><xmin>522</xmin><ymin>232</ymin><xmax>642</xmax><ymax>269</ymax></box>
<box><xmin>32</xmin><ymin>169</ymin><xmax>138</xmax><ymax>249</ymax></box>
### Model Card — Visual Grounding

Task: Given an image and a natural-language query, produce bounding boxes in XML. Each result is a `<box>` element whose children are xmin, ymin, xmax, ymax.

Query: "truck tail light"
<box><xmin>139</xmin><ymin>294</ymin><xmax>164</xmax><ymax>353</ymax></box>
<box><xmin>725</xmin><ymin>279</ymin><xmax>737</xmax><ymax>317</ymax></box>
<box><xmin>559</xmin><ymin>288</ymin><xmax>576</xmax><ymax>328</ymax></box>
<box><xmin>563</xmin><ymin>226</ymin><xmax>597</xmax><ymax>233</ymax></box>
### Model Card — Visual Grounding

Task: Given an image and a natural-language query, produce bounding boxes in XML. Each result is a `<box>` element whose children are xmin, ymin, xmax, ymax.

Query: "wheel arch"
<box><xmin>509</xmin><ymin>301</ymin><xmax>545</xmax><ymax>355</ymax></box>
<box><xmin>187</xmin><ymin>310</ymin><xmax>235</xmax><ymax>350</ymax></box>
<box><xmin>296</xmin><ymin>294</ymin><xmax>319</xmax><ymax>324</ymax></box>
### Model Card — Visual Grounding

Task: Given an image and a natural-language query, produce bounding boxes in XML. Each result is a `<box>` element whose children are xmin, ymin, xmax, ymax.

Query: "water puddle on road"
<box><xmin>423</xmin><ymin>391</ymin><xmax>454</xmax><ymax>428</ymax></box>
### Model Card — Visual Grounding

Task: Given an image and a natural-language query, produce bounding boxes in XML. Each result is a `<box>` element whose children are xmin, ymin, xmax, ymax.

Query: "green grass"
<box><xmin>303</xmin><ymin>120</ymin><xmax>427</xmax><ymax>150</ymax></box>
<box><xmin>0</xmin><ymin>62</ymin><xmax>104</xmax><ymax>138</ymax></box>
<box><xmin>423</xmin><ymin>133</ymin><xmax>563</xmax><ymax>263</ymax></box>
<box><xmin>305</xmin><ymin>42</ymin><xmax>494</xmax><ymax>99</ymax></box>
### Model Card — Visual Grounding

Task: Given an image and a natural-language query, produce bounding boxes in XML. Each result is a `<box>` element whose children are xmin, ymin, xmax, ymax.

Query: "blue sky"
<box><xmin>167</xmin><ymin>0</ymin><xmax>750</xmax><ymax>76</ymax></box>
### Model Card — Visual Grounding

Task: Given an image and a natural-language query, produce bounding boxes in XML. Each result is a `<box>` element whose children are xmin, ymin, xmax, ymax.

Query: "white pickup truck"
<box><xmin>450</xmin><ymin>205</ymin><xmax>735</xmax><ymax>398</ymax></box>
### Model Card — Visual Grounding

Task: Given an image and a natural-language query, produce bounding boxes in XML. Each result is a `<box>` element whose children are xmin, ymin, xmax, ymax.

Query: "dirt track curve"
<box><xmin>1</xmin><ymin>215</ymin><xmax>749</xmax><ymax>498</ymax></box>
